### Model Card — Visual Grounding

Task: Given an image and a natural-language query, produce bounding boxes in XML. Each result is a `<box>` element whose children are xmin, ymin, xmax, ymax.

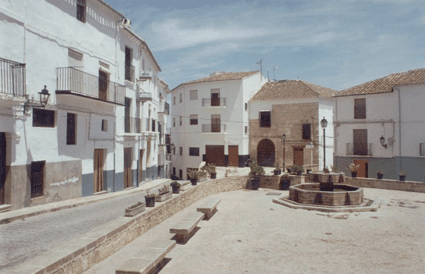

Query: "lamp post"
<box><xmin>282</xmin><ymin>133</ymin><xmax>286</xmax><ymax>170</ymax></box>
<box><xmin>320</xmin><ymin>117</ymin><xmax>328</xmax><ymax>171</ymax></box>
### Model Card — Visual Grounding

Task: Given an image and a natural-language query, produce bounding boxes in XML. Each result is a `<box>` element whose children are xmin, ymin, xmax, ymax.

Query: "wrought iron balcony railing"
<box><xmin>346</xmin><ymin>143</ymin><xmax>372</xmax><ymax>156</ymax></box>
<box><xmin>56</xmin><ymin>67</ymin><xmax>125</xmax><ymax>105</ymax></box>
<box><xmin>202</xmin><ymin>124</ymin><xmax>227</xmax><ymax>133</ymax></box>
<box><xmin>202</xmin><ymin>98</ymin><xmax>226</xmax><ymax>107</ymax></box>
<box><xmin>0</xmin><ymin>57</ymin><xmax>26</xmax><ymax>97</ymax></box>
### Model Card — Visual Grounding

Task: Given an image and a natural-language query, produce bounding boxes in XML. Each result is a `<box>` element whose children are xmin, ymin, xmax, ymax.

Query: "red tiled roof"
<box><xmin>336</xmin><ymin>68</ymin><xmax>425</xmax><ymax>97</ymax></box>
<box><xmin>185</xmin><ymin>71</ymin><xmax>259</xmax><ymax>84</ymax></box>
<box><xmin>250</xmin><ymin>80</ymin><xmax>336</xmax><ymax>101</ymax></box>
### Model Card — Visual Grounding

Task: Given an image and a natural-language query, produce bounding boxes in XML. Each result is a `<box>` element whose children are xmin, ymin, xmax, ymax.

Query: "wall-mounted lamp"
<box><xmin>23</xmin><ymin>85</ymin><xmax>50</xmax><ymax>114</ymax></box>
<box><xmin>321</xmin><ymin>117</ymin><xmax>328</xmax><ymax>171</ymax></box>
<box><xmin>380</xmin><ymin>135</ymin><xmax>388</xmax><ymax>149</ymax></box>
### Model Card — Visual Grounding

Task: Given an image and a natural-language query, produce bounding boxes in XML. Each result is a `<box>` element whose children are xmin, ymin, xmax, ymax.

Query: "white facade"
<box><xmin>0</xmin><ymin>0</ymin><xmax>168</xmax><ymax>210</ymax></box>
<box><xmin>334</xmin><ymin>80</ymin><xmax>425</xmax><ymax>181</ymax></box>
<box><xmin>170</xmin><ymin>72</ymin><xmax>265</xmax><ymax>179</ymax></box>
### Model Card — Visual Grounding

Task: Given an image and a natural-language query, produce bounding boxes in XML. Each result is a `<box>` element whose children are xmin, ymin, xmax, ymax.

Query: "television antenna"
<box><xmin>272</xmin><ymin>65</ymin><xmax>278</xmax><ymax>80</ymax></box>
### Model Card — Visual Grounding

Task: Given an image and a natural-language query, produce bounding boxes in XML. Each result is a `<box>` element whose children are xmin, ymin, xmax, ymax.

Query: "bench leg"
<box><xmin>204</xmin><ymin>208</ymin><xmax>218</xmax><ymax>220</ymax></box>
<box><xmin>174</xmin><ymin>227</ymin><xmax>200</xmax><ymax>244</ymax></box>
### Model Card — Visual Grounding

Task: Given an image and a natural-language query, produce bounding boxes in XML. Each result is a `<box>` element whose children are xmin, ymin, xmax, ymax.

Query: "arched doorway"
<box><xmin>257</xmin><ymin>139</ymin><xmax>275</xmax><ymax>167</ymax></box>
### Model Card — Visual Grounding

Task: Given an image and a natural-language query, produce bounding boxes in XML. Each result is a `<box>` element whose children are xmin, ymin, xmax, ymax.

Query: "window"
<box><xmin>190</xmin><ymin>115</ymin><xmax>198</xmax><ymax>125</ymax></box>
<box><xmin>173</xmin><ymin>96</ymin><xmax>176</xmax><ymax>105</ymax></box>
<box><xmin>124</xmin><ymin>97</ymin><xmax>131</xmax><ymax>133</ymax></box>
<box><xmin>260</xmin><ymin>111</ymin><xmax>271</xmax><ymax>127</ymax></box>
<box><xmin>245</xmin><ymin>126</ymin><xmax>248</xmax><ymax>134</ymax></box>
<box><xmin>353</xmin><ymin>129</ymin><xmax>368</xmax><ymax>155</ymax></box>
<box><xmin>68</xmin><ymin>49</ymin><xmax>83</xmax><ymax>67</ymax></box>
<box><xmin>101</xmin><ymin>119</ymin><xmax>108</xmax><ymax>132</ymax></box>
<box><xmin>173</xmin><ymin>117</ymin><xmax>176</xmax><ymax>127</ymax></box>
<box><xmin>179</xmin><ymin>93</ymin><xmax>183</xmax><ymax>103</ymax></box>
<box><xmin>125</xmin><ymin>46</ymin><xmax>133</xmax><ymax>81</ymax></box>
<box><xmin>67</xmin><ymin>113</ymin><xmax>76</xmax><ymax>145</ymax></box>
<box><xmin>33</xmin><ymin>109</ymin><xmax>55</xmax><ymax>128</ymax></box>
<box><xmin>420</xmin><ymin>143</ymin><xmax>425</xmax><ymax>156</ymax></box>
<box><xmin>173</xmin><ymin>167</ymin><xmax>176</xmax><ymax>175</ymax></box>
<box><xmin>211</xmin><ymin>114</ymin><xmax>221</xmax><ymax>132</ymax></box>
<box><xmin>302</xmin><ymin>124</ymin><xmax>311</xmax><ymax>140</ymax></box>
<box><xmin>189</xmin><ymin>147</ymin><xmax>200</xmax><ymax>156</ymax></box>
<box><xmin>179</xmin><ymin>116</ymin><xmax>182</xmax><ymax>126</ymax></box>
<box><xmin>76</xmin><ymin>0</ymin><xmax>86</xmax><ymax>23</ymax></box>
<box><xmin>354</xmin><ymin>98</ymin><xmax>366</xmax><ymax>119</ymax></box>
<box><xmin>99</xmin><ymin>70</ymin><xmax>109</xmax><ymax>100</ymax></box>
<box><xmin>245</xmin><ymin>103</ymin><xmax>248</xmax><ymax>111</ymax></box>
<box><xmin>179</xmin><ymin>147</ymin><xmax>183</xmax><ymax>156</ymax></box>
<box><xmin>190</xmin><ymin>90</ymin><xmax>198</xmax><ymax>100</ymax></box>
<box><xmin>179</xmin><ymin>169</ymin><xmax>183</xmax><ymax>179</ymax></box>
<box><xmin>211</xmin><ymin>89</ymin><xmax>220</xmax><ymax>106</ymax></box>
<box><xmin>31</xmin><ymin>161</ymin><xmax>45</xmax><ymax>198</ymax></box>
<box><xmin>152</xmin><ymin>119</ymin><xmax>156</xmax><ymax>132</ymax></box>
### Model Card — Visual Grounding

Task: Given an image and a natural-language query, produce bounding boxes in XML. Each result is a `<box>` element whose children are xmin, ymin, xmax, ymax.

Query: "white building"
<box><xmin>0</xmin><ymin>0</ymin><xmax>168</xmax><ymax>211</ymax></box>
<box><xmin>170</xmin><ymin>71</ymin><xmax>266</xmax><ymax>179</ymax></box>
<box><xmin>248</xmin><ymin>80</ymin><xmax>335</xmax><ymax>171</ymax></box>
<box><xmin>333</xmin><ymin>68</ymin><xmax>425</xmax><ymax>181</ymax></box>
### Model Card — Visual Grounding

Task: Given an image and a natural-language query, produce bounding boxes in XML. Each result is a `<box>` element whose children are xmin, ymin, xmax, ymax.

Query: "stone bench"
<box><xmin>116</xmin><ymin>239</ymin><xmax>176</xmax><ymax>274</ymax></box>
<box><xmin>169</xmin><ymin>212</ymin><xmax>205</xmax><ymax>243</ymax></box>
<box><xmin>197</xmin><ymin>198</ymin><xmax>221</xmax><ymax>220</ymax></box>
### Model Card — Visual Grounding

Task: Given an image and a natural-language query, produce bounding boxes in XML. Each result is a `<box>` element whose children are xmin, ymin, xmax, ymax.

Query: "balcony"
<box><xmin>139</xmin><ymin>70</ymin><xmax>153</xmax><ymax>81</ymax></box>
<box><xmin>125</xmin><ymin>65</ymin><xmax>135</xmax><ymax>82</ymax></box>
<box><xmin>0</xmin><ymin>57</ymin><xmax>26</xmax><ymax>97</ymax></box>
<box><xmin>138</xmin><ymin>92</ymin><xmax>153</xmax><ymax>102</ymax></box>
<box><xmin>202</xmin><ymin>98</ymin><xmax>226</xmax><ymax>107</ymax></box>
<box><xmin>202</xmin><ymin>124</ymin><xmax>227</xmax><ymax>133</ymax></box>
<box><xmin>56</xmin><ymin>67</ymin><xmax>125</xmax><ymax>105</ymax></box>
<box><xmin>124</xmin><ymin>117</ymin><xmax>142</xmax><ymax>134</ymax></box>
<box><xmin>158</xmin><ymin>101</ymin><xmax>170</xmax><ymax>115</ymax></box>
<box><xmin>346</xmin><ymin>143</ymin><xmax>372</xmax><ymax>156</ymax></box>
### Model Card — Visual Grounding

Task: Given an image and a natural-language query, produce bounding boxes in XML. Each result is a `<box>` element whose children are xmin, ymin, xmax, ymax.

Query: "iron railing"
<box><xmin>202</xmin><ymin>124</ymin><xmax>227</xmax><ymax>133</ymax></box>
<box><xmin>0</xmin><ymin>57</ymin><xmax>26</xmax><ymax>97</ymax></box>
<box><xmin>56</xmin><ymin>67</ymin><xmax>125</xmax><ymax>105</ymax></box>
<box><xmin>347</xmin><ymin>143</ymin><xmax>372</xmax><ymax>156</ymax></box>
<box><xmin>202</xmin><ymin>98</ymin><xmax>226</xmax><ymax>107</ymax></box>
<box><xmin>124</xmin><ymin>117</ymin><xmax>142</xmax><ymax>134</ymax></box>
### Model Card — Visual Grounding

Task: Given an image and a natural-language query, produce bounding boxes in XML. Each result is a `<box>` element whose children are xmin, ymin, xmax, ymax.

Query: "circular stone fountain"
<box><xmin>273</xmin><ymin>172</ymin><xmax>380</xmax><ymax>212</ymax></box>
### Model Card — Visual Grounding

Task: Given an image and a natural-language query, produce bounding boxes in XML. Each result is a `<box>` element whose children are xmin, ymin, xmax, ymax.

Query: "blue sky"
<box><xmin>105</xmin><ymin>0</ymin><xmax>425</xmax><ymax>91</ymax></box>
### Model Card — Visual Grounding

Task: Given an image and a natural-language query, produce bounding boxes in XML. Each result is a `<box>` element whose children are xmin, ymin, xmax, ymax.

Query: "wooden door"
<box><xmin>257</xmin><ymin>139</ymin><xmax>275</xmax><ymax>167</ymax></box>
<box><xmin>31</xmin><ymin>161</ymin><xmax>45</xmax><ymax>198</ymax></box>
<box><xmin>99</xmin><ymin>70</ymin><xmax>108</xmax><ymax>101</ymax></box>
<box><xmin>293</xmin><ymin>147</ymin><xmax>304</xmax><ymax>166</ymax></box>
<box><xmin>0</xmin><ymin>133</ymin><xmax>5</xmax><ymax>204</ymax></box>
<box><xmin>139</xmin><ymin>149</ymin><xmax>144</xmax><ymax>183</ymax></box>
<box><xmin>93</xmin><ymin>149</ymin><xmax>104</xmax><ymax>193</ymax></box>
<box><xmin>211</xmin><ymin>92</ymin><xmax>220</xmax><ymax>106</ymax></box>
<box><xmin>228</xmin><ymin>145</ymin><xmax>239</xmax><ymax>167</ymax></box>
<box><xmin>354</xmin><ymin>160</ymin><xmax>368</xmax><ymax>178</ymax></box>
<box><xmin>353</xmin><ymin>129</ymin><xmax>368</xmax><ymax>155</ymax></box>
<box><xmin>124</xmin><ymin>148</ymin><xmax>133</xmax><ymax>188</ymax></box>
<box><xmin>211</xmin><ymin>114</ymin><xmax>221</xmax><ymax>132</ymax></box>
<box><xmin>206</xmin><ymin>145</ymin><xmax>225</xmax><ymax>166</ymax></box>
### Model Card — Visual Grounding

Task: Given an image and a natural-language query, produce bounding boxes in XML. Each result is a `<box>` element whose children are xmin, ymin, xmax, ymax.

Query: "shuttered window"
<box><xmin>354</xmin><ymin>98</ymin><xmax>366</xmax><ymax>119</ymax></box>
<box><xmin>67</xmin><ymin>113</ymin><xmax>76</xmax><ymax>145</ymax></box>
<box><xmin>260</xmin><ymin>111</ymin><xmax>271</xmax><ymax>127</ymax></box>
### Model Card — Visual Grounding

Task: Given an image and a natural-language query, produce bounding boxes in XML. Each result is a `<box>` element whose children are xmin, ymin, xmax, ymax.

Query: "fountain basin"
<box><xmin>289</xmin><ymin>183</ymin><xmax>363</xmax><ymax>206</ymax></box>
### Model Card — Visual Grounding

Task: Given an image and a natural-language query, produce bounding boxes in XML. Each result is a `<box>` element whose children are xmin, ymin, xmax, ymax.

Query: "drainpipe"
<box><xmin>394</xmin><ymin>87</ymin><xmax>402</xmax><ymax>172</ymax></box>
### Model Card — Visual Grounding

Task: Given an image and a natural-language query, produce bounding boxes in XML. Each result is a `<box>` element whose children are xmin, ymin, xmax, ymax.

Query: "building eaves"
<box><xmin>335</xmin><ymin>68</ymin><xmax>425</xmax><ymax>97</ymax></box>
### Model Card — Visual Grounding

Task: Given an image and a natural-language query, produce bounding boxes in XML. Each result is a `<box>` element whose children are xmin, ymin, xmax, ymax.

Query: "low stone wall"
<box><xmin>260</xmin><ymin>174</ymin><xmax>304</xmax><ymax>190</ymax></box>
<box><xmin>13</xmin><ymin>176</ymin><xmax>248</xmax><ymax>274</ymax></box>
<box><xmin>346</xmin><ymin>177</ymin><xmax>425</xmax><ymax>193</ymax></box>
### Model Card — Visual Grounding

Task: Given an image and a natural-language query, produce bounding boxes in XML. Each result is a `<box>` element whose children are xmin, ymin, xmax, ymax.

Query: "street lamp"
<box><xmin>379</xmin><ymin>135</ymin><xmax>388</xmax><ymax>149</ymax></box>
<box><xmin>23</xmin><ymin>85</ymin><xmax>51</xmax><ymax>114</ymax></box>
<box><xmin>282</xmin><ymin>133</ymin><xmax>286</xmax><ymax>169</ymax></box>
<box><xmin>320</xmin><ymin>117</ymin><xmax>328</xmax><ymax>171</ymax></box>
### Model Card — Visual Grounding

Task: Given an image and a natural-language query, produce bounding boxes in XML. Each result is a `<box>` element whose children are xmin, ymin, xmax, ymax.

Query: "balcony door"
<box><xmin>124</xmin><ymin>147</ymin><xmax>133</xmax><ymax>188</ymax></box>
<box><xmin>211</xmin><ymin>89</ymin><xmax>220</xmax><ymax>106</ymax></box>
<box><xmin>353</xmin><ymin>129</ymin><xmax>368</xmax><ymax>155</ymax></box>
<box><xmin>211</xmin><ymin>114</ymin><xmax>221</xmax><ymax>132</ymax></box>
<box><xmin>99</xmin><ymin>70</ymin><xmax>108</xmax><ymax>101</ymax></box>
<box><xmin>0</xmin><ymin>133</ymin><xmax>5</xmax><ymax>204</ymax></box>
<box><xmin>93</xmin><ymin>149</ymin><xmax>105</xmax><ymax>193</ymax></box>
<box><xmin>124</xmin><ymin>97</ymin><xmax>131</xmax><ymax>133</ymax></box>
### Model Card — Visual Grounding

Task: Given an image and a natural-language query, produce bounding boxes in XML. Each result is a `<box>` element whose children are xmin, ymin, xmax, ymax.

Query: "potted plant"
<box><xmin>188</xmin><ymin>169</ymin><xmax>199</xmax><ymax>185</ymax></box>
<box><xmin>324</xmin><ymin>166</ymin><xmax>330</xmax><ymax>173</ymax></box>
<box><xmin>279</xmin><ymin>174</ymin><xmax>293</xmax><ymax>190</ymax></box>
<box><xmin>348</xmin><ymin>162</ymin><xmax>360</xmax><ymax>177</ymax></box>
<box><xmin>125</xmin><ymin>201</ymin><xmax>146</xmax><ymax>217</ymax></box>
<box><xmin>156</xmin><ymin>185</ymin><xmax>172</xmax><ymax>202</ymax></box>
<box><xmin>145</xmin><ymin>193</ymin><xmax>157</xmax><ymax>207</ymax></box>
<box><xmin>377</xmin><ymin>170</ymin><xmax>384</xmax><ymax>179</ymax></box>
<box><xmin>273</xmin><ymin>162</ymin><xmax>281</xmax><ymax>175</ymax></box>
<box><xmin>247</xmin><ymin>158</ymin><xmax>265</xmax><ymax>190</ymax></box>
<box><xmin>171</xmin><ymin>181</ymin><xmax>181</xmax><ymax>194</ymax></box>
<box><xmin>399</xmin><ymin>170</ymin><xmax>407</xmax><ymax>181</ymax></box>
<box><xmin>202</xmin><ymin>163</ymin><xmax>217</xmax><ymax>179</ymax></box>
<box><xmin>291</xmin><ymin>165</ymin><xmax>304</xmax><ymax>175</ymax></box>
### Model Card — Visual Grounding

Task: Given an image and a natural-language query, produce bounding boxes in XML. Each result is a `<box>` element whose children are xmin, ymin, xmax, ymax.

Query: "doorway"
<box><xmin>354</xmin><ymin>159</ymin><xmax>368</xmax><ymax>178</ymax></box>
<box><xmin>124</xmin><ymin>147</ymin><xmax>133</xmax><ymax>188</ymax></box>
<box><xmin>93</xmin><ymin>149</ymin><xmax>105</xmax><ymax>193</ymax></box>
<box><xmin>139</xmin><ymin>149</ymin><xmax>144</xmax><ymax>183</ymax></box>
<box><xmin>293</xmin><ymin>147</ymin><xmax>304</xmax><ymax>166</ymax></box>
<box><xmin>228</xmin><ymin>145</ymin><xmax>239</xmax><ymax>167</ymax></box>
<box><xmin>206</xmin><ymin>145</ymin><xmax>225</xmax><ymax>166</ymax></box>
<box><xmin>257</xmin><ymin>139</ymin><xmax>275</xmax><ymax>167</ymax></box>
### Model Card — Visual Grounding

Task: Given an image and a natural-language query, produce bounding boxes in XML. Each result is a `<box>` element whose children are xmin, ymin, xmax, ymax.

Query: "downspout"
<box><xmin>395</xmin><ymin>87</ymin><xmax>402</xmax><ymax>171</ymax></box>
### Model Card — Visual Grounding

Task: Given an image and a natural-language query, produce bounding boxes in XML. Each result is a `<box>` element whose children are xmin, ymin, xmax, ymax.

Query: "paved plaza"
<box><xmin>86</xmin><ymin>188</ymin><xmax>425</xmax><ymax>274</ymax></box>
